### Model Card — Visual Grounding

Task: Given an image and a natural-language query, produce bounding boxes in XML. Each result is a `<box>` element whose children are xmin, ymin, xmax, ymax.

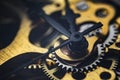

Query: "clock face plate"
<box><xmin>0</xmin><ymin>0</ymin><xmax>120</xmax><ymax>80</ymax></box>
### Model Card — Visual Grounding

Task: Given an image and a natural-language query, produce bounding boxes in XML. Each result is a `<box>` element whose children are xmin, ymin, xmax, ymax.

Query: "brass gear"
<box><xmin>52</xmin><ymin>44</ymin><xmax>105</xmax><ymax>72</ymax></box>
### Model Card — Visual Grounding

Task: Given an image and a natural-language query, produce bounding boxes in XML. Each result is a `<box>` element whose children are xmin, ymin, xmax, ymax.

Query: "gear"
<box><xmin>52</xmin><ymin>44</ymin><xmax>105</xmax><ymax>72</ymax></box>
<box><xmin>52</xmin><ymin>54</ymin><xmax>79</xmax><ymax>72</ymax></box>
<box><xmin>110</xmin><ymin>60</ymin><xmax>119</xmax><ymax>70</ymax></box>
<box><xmin>24</xmin><ymin>1</ymin><xmax>119</xmax><ymax>80</ymax></box>
<box><xmin>100</xmin><ymin>49</ymin><xmax>120</xmax><ymax>70</ymax></box>
<box><xmin>40</xmin><ymin>44</ymin><xmax>106</xmax><ymax>80</ymax></box>
<box><xmin>41</xmin><ymin>59</ymin><xmax>87</xmax><ymax>80</ymax></box>
<box><xmin>103</xmin><ymin>24</ymin><xmax>118</xmax><ymax>47</ymax></box>
<box><xmin>41</xmin><ymin>62</ymin><xmax>59</xmax><ymax>80</ymax></box>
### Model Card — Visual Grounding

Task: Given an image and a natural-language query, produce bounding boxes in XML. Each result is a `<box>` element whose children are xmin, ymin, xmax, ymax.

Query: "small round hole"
<box><xmin>95</xmin><ymin>8</ymin><xmax>108</xmax><ymax>18</ymax></box>
<box><xmin>55</xmin><ymin>3</ymin><xmax>60</xmax><ymax>7</ymax></box>
<box><xmin>100</xmin><ymin>72</ymin><xmax>111</xmax><ymax>79</ymax></box>
<box><xmin>115</xmin><ymin>42</ymin><xmax>120</xmax><ymax>48</ymax></box>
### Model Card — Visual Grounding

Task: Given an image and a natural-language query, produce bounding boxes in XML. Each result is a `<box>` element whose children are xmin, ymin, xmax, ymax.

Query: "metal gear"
<box><xmin>103</xmin><ymin>24</ymin><xmax>118</xmax><ymax>47</ymax></box>
<box><xmin>41</xmin><ymin>62</ymin><xmax>59</xmax><ymax>80</ymax></box>
<box><xmin>24</xmin><ymin>9</ymin><xmax>119</xmax><ymax>80</ymax></box>
<box><xmin>110</xmin><ymin>59</ymin><xmax>119</xmax><ymax>70</ymax></box>
<box><xmin>40</xmin><ymin>44</ymin><xmax>106</xmax><ymax>80</ymax></box>
<box><xmin>39</xmin><ymin>26</ymin><xmax>119</xmax><ymax>80</ymax></box>
<box><xmin>52</xmin><ymin>44</ymin><xmax>105</xmax><ymax>72</ymax></box>
<box><xmin>52</xmin><ymin>54</ymin><xmax>79</xmax><ymax>72</ymax></box>
<box><xmin>100</xmin><ymin>49</ymin><xmax>120</xmax><ymax>70</ymax></box>
<box><xmin>41</xmin><ymin>59</ymin><xmax>87</xmax><ymax>80</ymax></box>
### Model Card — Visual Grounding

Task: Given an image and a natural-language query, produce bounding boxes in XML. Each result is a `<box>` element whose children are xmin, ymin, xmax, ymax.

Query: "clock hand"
<box><xmin>64</xmin><ymin>0</ymin><xmax>103</xmax><ymax>35</ymax></box>
<box><xmin>41</xmin><ymin>12</ymin><xmax>71</xmax><ymax>38</ymax></box>
<box><xmin>42</xmin><ymin>22</ymin><xmax>103</xmax><ymax>59</ymax></box>
<box><xmin>42</xmin><ymin>22</ymin><xmax>102</xmax><ymax>59</ymax></box>
<box><xmin>66</xmin><ymin>22</ymin><xmax>103</xmax><ymax>57</ymax></box>
<box><xmin>1</xmin><ymin>22</ymin><xmax>103</xmax><ymax>79</ymax></box>
<box><xmin>64</xmin><ymin>0</ymin><xmax>77</xmax><ymax>33</ymax></box>
<box><xmin>22</xmin><ymin>22</ymin><xmax>103</xmax><ymax>64</ymax></box>
<box><xmin>81</xmin><ymin>22</ymin><xmax>103</xmax><ymax>35</ymax></box>
<box><xmin>32</xmin><ymin>22</ymin><xmax>102</xmax><ymax>60</ymax></box>
<box><xmin>35</xmin><ymin>22</ymin><xmax>103</xmax><ymax>60</ymax></box>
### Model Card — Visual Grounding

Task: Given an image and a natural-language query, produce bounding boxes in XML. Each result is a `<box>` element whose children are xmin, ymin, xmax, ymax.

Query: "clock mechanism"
<box><xmin>0</xmin><ymin>0</ymin><xmax>120</xmax><ymax>80</ymax></box>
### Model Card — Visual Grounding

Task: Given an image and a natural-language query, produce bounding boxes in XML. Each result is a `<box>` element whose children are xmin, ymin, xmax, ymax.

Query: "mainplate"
<box><xmin>0</xmin><ymin>0</ymin><xmax>120</xmax><ymax>80</ymax></box>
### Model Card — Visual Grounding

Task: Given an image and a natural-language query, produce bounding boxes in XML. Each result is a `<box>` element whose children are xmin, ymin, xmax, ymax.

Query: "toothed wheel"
<box><xmin>103</xmin><ymin>24</ymin><xmax>118</xmax><ymax>47</ymax></box>
<box><xmin>41</xmin><ymin>58</ymin><xmax>88</xmax><ymax>80</ymax></box>
<box><xmin>40</xmin><ymin>44</ymin><xmax>106</xmax><ymax>79</ymax></box>
<box><xmin>52</xmin><ymin>44</ymin><xmax>105</xmax><ymax>72</ymax></box>
<box><xmin>39</xmin><ymin>0</ymin><xmax>120</xmax><ymax>80</ymax></box>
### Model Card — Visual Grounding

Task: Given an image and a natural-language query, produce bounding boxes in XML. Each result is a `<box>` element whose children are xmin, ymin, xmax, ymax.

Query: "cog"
<box><xmin>41</xmin><ymin>62</ymin><xmax>59</xmax><ymax>80</ymax></box>
<box><xmin>52</xmin><ymin>54</ymin><xmax>79</xmax><ymax>72</ymax></box>
<box><xmin>81</xmin><ymin>44</ymin><xmax>105</xmax><ymax>71</ymax></box>
<box><xmin>103</xmin><ymin>24</ymin><xmax>118</xmax><ymax>47</ymax></box>
<box><xmin>52</xmin><ymin>44</ymin><xmax>105</xmax><ymax>72</ymax></box>
<box><xmin>41</xmin><ymin>45</ymin><xmax>119</xmax><ymax>80</ymax></box>
<box><xmin>110</xmin><ymin>59</ymin><xmax>119</xmax><ymax>70</ymax></box>
<box><xmin>40</xmin><ymin>44</ymin><xmax>106</xmax><ymax>80</ymax></box>
<box><xmin>100</xmin><ymin>49</ymin><xmax>120</xmax><ymax>70</ymax></box>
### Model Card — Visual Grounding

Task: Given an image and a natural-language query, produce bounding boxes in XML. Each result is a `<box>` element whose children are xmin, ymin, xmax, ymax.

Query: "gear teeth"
<box><xmin>25</xmin><ymin>64</ymin><xmax>41</xmax><ymax>69</ymax></box>
<box><xmin>41</xmin><ymin>62</ymin><xmax>58</xmax><ymax>80</ymax></box>
<box><xmin>97</xmin><ymin>44</ymin><xmax>105</xmax><ymax>55</ymax></box>
<box><xmin>103</xmin><ymin>24</ymin><xmax>118</xmax><ymax>47</ymax></box>
<box><xmin>93</xmin><ymin>62</ymin><xmax>97</xmax><ymax>66</ymax></box>
<box><xmin>62</xmin><ymin>65</ymin><xmax>66</xmax><ymax>69</ymax></box>
<box><xmin>75</xmin><ymin>69</ymin><xmax>79</xmax><ymax>72</ymax></box>
<box><xmin>85</xmin><ymin>67</ymin><xmax>89</xmax><ymax>70</ymax></box>
<box><xmin>52</xmin><ymin>44</ymin><xmax>105</xmax><ymax>73</ymax></box>
<box><xmin>96</xmin><ymin>60</ymin><xmax>100</xmax><ymax>63</ymax></box>
<box><xmin>71</xmin><ymin>68</ymin><xmax>74</xmax><ymax>72</ymax></box>
<box><xmin>28</xmin><ymin>65</ymin><xmax>32</xmax><ymax>69</ymax></box>
<box><xmin>89</xmin><ymin>65</ymin><xmax>93</xmax><ymax>68</ymax></box>
<box><xmin>101</xmin><ymin>53</ymin><xmax>105</xmax><ymax>56</ymax></box>
<box><xmin>58</xmin><ymin>64</ymin><xmax>61</xmax><ymax>66</ymax></box>
<box><xmin>87</xmin><ymin>28</ymin><xmax>102</xmax><ymax>37</ymax></box>
<box><xmin>112</xmin><ymin>61</ymin><xmax>119</xmax><ymax>70</ymax></box>
<box><xmin>56</xmin><ymin>61</ymin><xmax>59</xmax><ymax>63</ymax></box>
<box><xmin>79</xmin><ymin>68</ymin><xmax>84</xmax><ymax>72</ymax></box>
<box><xmin>99</xmin><ymin>57</ymin><xmax>103</xmax><ymax>59</ymax></box>
<box><xmin>52</xmin><ymin>54</ymin><xmax>79</xmax><ymax>72</ymax></box>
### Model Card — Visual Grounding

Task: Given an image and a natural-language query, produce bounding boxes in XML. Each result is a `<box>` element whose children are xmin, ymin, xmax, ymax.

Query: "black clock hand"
<box><xmin>65</xmin><ymin>22</ymin><xmax>103</xmax><ymax>55</ymax></box>
<box><xmin>18</xmin><ymin>22</ymin><xmax>103</xmax><ymax>70</ymax></box>
<box><xmin>33</xmin><ymin>22</ymin><xmax>103</xmax><ymax>59</ymax></box>
<box><xmin>36</xmin><ymin>22</ymin><xmax>102</xmax><ymax>60</ymax></box>
<box><xmin>64</xmin><ymin>0</ymin><xmax>103</xmax><ymax>35</ymax></box>
<box><xmin>1</xmin><ymin>21</ymin><xmax>103</xmax><ymax>80</ymax></box>
<box><xmin>41</xmin><ymin>22</ymin><xmax>103</xmax><ymax>57</ymax></box>
<box><xmin>41</xmin><ymin>22</ymin><xmax>103</xmax><ymax>59</ymax></box>
<box><xmin>40</xmin><ymin>22</ymin><xmax>103</xmax><ymax>59</ymax></box>
<box><xmin>81</xmin><ymin>22</ymin><xmax>103</xmax><ymax>35</ymax></box>
<box><xmin>41</xmin><ymin>13</ymin><xmax>71</xmax><ymax>38</ymax></box>
<box><xmin>64</xmin><ymin>0</ymin><xmax>77</xmax><ymax>33</ymax></box>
